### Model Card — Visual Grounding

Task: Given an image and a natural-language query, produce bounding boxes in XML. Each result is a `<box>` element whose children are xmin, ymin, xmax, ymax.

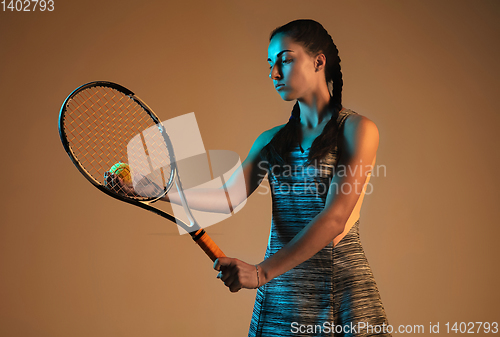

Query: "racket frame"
<box><xmin>58</xmin><ymin>81</ymin><xmax>225</xmax><ymax>261</ymax></box>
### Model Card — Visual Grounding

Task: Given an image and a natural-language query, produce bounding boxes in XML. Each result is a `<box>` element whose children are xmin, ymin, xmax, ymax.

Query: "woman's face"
<box><xmin>267</xmin><ymin>33</ymin><xmax>319</xmax><ymax>101</ymax></box>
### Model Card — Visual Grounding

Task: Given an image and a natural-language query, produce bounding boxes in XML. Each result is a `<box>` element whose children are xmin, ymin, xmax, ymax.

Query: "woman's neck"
<box><xmin>297</xmin><ymin>90</ymin><xmax>333</xmax><ymax>129</ymax></box>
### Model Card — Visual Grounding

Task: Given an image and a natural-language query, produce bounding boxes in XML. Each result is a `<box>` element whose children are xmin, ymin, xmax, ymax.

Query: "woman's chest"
<box><xmin>267</xmin><ymin>149</ymin><xmax>338</xmax><ymax>194</ymax></box>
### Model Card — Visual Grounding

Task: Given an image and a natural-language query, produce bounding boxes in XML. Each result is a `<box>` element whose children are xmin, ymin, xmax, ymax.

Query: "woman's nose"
<box><xmin>269</xmin><ymin>64</ymin><xmax>281</xmax><ymax>80</ymax></box>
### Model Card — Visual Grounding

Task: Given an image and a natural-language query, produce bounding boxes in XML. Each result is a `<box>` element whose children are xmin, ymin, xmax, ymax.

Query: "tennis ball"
<box><xmin>109</xmin><ymin>162</ymin><xmax>132</xmax><ymax>184</ymax></box>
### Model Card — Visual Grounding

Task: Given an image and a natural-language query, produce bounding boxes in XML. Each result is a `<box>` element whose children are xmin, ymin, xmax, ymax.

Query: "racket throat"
<box><xmin>174</xmin><ymin>179</ymin><xmax>198</xmax><ymax>228</ymax></box>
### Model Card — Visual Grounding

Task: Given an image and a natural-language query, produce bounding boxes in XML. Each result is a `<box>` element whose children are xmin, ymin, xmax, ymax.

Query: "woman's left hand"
<box><xmin>214</xmin><ymin>257</ymin><xmax>260</xmax><ymax>292</ymax></box>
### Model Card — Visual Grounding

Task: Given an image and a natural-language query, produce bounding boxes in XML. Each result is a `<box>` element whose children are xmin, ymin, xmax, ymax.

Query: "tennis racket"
<box><xmin>58</xmin><ymin>81</ymin><xmax>225</xmax><ymax>262</ymax></box>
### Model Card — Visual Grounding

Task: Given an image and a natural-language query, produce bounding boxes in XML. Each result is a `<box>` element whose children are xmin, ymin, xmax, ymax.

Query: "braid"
<box><xmin>327</xmin><ymin>36</ymin><xmax>343</xmax><ymax>111</ymax></box>
<box><xmin>261</xmin><ymin>19</ymin><xmax>344</xmax><ymax>169</ymax></box>
<box><xmin>260</xmin><ymin>102</ymin><xmax>302</xmax><ymax>171</ymax></box>
<box><xmin>307</xmin><ymin>34</ymin><xmax>344</xmax><ymax>165</ymax></box>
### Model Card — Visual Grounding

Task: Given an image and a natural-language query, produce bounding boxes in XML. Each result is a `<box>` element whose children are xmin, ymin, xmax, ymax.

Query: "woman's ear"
<box><xmin>314</xmin><ymin>53</ymin><xmax>327</xmax><ymax>72</ymax></box>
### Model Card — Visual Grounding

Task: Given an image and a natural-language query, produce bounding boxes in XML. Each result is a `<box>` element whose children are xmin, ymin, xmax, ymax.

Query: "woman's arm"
<box><xmin>214</xmin><ymin>115</ymin><xmax>379</xmax><ymax>291</ymax></box>
<box><xmin>162</xmin><ymin>125</ymin><xmax>284</xmax><ymax>214</ymax></box>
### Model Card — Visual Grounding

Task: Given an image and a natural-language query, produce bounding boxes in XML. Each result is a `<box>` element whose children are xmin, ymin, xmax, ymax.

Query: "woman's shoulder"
<box><xmin>340</xmin><ymin>108</ymin><xmax>379</xmax><ymax>146</ymax></box>
<box><xmin>262</xmin><ymin>123</ymin><xmax>286</xmax><ymax>139</ymax></box>
<box><xmin>341</xmin><ymin>107</ymin><xmax>377</xmax><ymax>128</ymax></box>
<box><xmin>245</xmin><ymin>123</ymin><xmax>286</xmax><ymax>159</ymax></box>
<box><xmin>254</xmin><ymin>123</ymin><xmax>286</xmax><ymax>148</ymax></box>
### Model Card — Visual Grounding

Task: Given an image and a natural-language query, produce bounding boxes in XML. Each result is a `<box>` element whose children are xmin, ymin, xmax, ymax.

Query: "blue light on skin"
<box><xmin>267</xmin><ymin>33</ymin><xmax>332</xmax><ymax>128</ymax></box>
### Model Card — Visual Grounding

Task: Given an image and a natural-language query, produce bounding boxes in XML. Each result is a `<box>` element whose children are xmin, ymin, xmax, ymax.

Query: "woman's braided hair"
<box><xmin>260</xmin><ymin>19</ymin><xmax>344</xmax><ymax>169</ymax></box>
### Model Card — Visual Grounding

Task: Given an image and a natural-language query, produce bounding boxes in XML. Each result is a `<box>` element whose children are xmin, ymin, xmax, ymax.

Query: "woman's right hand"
<box><xmin>214</xmin><ymin>257</ymin><xmax>262</xmax><ymax>292</ymax></box>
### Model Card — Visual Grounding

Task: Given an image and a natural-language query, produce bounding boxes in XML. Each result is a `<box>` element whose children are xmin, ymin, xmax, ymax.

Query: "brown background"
<box><xmin>1</xmin><ymin>0</ymin><xmax>499</xmax><ymax>336</ymax></box>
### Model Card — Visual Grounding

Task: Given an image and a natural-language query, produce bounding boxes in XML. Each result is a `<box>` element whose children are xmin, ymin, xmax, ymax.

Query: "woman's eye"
<box><xmin>268</xmin><ymin>59</ymin><xmax>291</xmax><ymax>70</ymax></box>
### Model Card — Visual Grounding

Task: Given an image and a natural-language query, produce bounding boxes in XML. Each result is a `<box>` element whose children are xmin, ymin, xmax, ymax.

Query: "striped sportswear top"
<box><xmin>248</xmin><ymin>108</ymin><xmax>391</xmax><ymax>337</ymax></box>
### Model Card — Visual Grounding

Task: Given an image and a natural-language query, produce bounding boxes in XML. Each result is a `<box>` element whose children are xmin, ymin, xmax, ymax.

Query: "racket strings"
<box><xmin>63</xmin><ymin>85</ymin><xmax>173</xmax><ymax>200</ymax></box>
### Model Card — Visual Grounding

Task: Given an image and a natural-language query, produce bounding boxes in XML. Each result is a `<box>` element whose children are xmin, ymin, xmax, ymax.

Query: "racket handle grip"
<box><xmin>192</xmin><ymin>229</ymin><xmax>226</xmax><ymax>262</ymax></box>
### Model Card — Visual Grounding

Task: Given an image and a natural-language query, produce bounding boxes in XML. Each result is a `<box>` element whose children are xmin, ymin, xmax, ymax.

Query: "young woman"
<box><xmin>168</xmin><ymin>19</ymin><xmax>391</xmax><ymax>336</ymax></box>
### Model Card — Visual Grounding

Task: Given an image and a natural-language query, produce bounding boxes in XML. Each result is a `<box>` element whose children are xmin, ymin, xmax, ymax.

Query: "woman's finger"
<box><xmin>221</xmin><ymin>268</ymin><xmax>235</xmax><ymax>283</ymax></box>
<box><xmin>223</xmin><ymin>273</ymin><xmax>235</xmax><ymax>287</ymax></box>
<box><xmin>213</xmin><ymin>257</ymin><xmax>234</xmax><ymax>271</ymax></box>
<box><xmin>213</xmin><ymin>258</ymin><xmax>222</xmax><ymax>271</ymax></box>
<box><xmin>229</xmin><ymin>280</ymin><xmax>242</xmax><ymax>293</ymax></box>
